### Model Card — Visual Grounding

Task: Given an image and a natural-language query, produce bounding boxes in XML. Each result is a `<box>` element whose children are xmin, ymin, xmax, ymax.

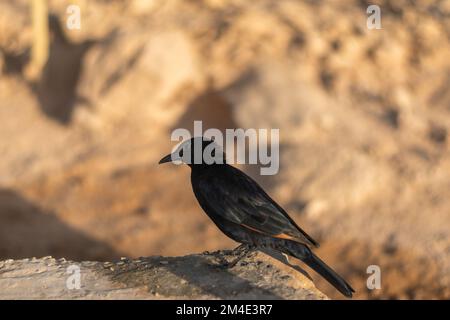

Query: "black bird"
<box><xmin>159</xmin><ymin>137</ymin><xmax>355</xmax><ymax>298</ymax></box>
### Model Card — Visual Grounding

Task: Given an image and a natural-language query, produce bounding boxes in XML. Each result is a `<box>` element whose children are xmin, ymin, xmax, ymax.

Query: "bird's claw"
<box><xmin>208</xmin><ymin>244</ymin><xmax>256</xmax><ymax>269</ymax></box>
<box><xmin>210</xmin><ymin>255</ymin><xmax>234</xmax><ymax>269</ymax></box>
<box><xmin>211</xmin><ymin>261</ymin><xmax>234</xmax><ymax>269</ymax></box>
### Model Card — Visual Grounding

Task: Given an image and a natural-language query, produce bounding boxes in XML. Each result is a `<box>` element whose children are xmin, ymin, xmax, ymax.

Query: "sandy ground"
<box><xmin>0</xmin><ymin>0</ymin><xmax>449</xmax><ymax>299</ymax></box>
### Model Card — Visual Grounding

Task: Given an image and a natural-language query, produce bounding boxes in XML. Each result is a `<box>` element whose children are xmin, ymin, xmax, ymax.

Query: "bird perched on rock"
<box><xmin>159</xmin><ymin>137</ymin><xmax>354</xmax><ymax>298</ymax></box>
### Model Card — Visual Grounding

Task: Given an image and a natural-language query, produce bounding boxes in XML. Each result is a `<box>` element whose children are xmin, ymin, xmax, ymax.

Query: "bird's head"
<box><xmin>158</xmin><ymin>136</ymin><xmax>226</xmax><ymax>166</ymax></box>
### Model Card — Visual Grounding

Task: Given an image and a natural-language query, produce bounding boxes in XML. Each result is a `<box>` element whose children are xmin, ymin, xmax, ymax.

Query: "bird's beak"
<box><xmin>158</xmin><ymin>153</ymin><xmax>173</xmax><ymax>164</ymax></box>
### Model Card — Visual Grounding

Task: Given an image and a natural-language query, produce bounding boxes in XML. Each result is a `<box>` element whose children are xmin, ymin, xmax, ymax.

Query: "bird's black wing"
<box><xmin>194</xmin><ymin>165</ymin><xmax>319</xmax><ymax>247</ymax></box>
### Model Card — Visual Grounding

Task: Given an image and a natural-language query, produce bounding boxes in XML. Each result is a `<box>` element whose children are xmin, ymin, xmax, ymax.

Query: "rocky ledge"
<box><xmin>0</xmin><ymin>250</ymin><xmax>327</xmax><ymax>299</ymax></box>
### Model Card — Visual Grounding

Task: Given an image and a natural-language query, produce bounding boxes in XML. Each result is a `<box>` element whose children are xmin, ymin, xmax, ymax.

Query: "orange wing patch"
<box><xmin>240</xmin><ymin>223</ymin><xmax>299</xmax><ymax>242</ymax></box>
<box><xmin>272</xmin><ymin>233</ymin><xmax>298</xmax><ymax>241</ymax></box>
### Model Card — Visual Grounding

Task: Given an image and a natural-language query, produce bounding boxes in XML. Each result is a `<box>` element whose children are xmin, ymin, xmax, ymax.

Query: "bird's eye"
<box><xmin>179</xmin><ymin>149</ymin><xmax>184</xmax><ymax>157</ymax></box>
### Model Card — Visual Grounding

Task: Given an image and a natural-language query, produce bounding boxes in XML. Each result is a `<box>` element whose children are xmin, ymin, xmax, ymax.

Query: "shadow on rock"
<box><xmin>108</xmin><ymin>251</ymin><xmax>289</xmax><ymax>299</ymax></box>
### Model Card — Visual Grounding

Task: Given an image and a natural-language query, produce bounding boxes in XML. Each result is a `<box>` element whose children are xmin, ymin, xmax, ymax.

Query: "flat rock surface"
<box><xmin>0</xmin><ymin>251</ymin><xmax>327</xmax><ymax>300</ymax></box>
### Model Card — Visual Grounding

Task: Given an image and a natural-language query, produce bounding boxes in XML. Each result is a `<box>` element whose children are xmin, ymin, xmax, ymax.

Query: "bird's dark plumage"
<box><xmin>159</xmin><ymin>137</ymin><xmax>355</xmax><ymax>298</ymax></box>
<box><xmin>192</xmin><ymin>164</ymin><xmax>319</xmax><ymax>247</ymax></box>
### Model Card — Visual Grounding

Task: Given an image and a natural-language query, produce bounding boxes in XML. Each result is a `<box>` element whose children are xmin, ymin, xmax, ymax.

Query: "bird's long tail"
<box><xmin>280</xmin><ymin>240</ymin><xmax>355</xmax><ymax>298</ymax></box>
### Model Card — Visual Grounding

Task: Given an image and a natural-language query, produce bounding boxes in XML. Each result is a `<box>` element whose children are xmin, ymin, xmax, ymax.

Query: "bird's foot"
<box><xmin>210</xmin><ymin>244</ymin><xmax>256</xmax><ymax>269</ymax></box>
<box><xmin>211</xmin><ymin>260</ymin><xmax>235</xmax><ymax>270</ymax></box>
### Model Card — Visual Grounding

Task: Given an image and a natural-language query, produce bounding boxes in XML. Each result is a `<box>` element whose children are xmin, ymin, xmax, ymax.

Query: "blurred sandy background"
<box><xmin>0</xmin><ymin>0</ymin><xmax>449</xmax><ymax>299</ymax></box>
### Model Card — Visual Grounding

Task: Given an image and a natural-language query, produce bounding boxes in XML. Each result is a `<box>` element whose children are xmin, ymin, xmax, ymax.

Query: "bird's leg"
<box><xmin>211</xmin><ymin>244</ymin><xmax>246</xmax><ymax>265</ymax></box>
<box><xmin>231</xmin><ymin>243</ymin><xmax>248</xmax><ymax>255</ymax></box>
<box><xmin>212</xmin><ymin>244</ymin><xmax>256</xmax><ymax>269</ymax></box>
<box><xmin>226</xmin><ymin>245</ymin><xmax>254</xmax><ymax>268</ymax></box>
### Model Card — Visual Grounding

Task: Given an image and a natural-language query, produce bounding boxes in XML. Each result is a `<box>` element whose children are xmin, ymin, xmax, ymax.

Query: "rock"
<box><xmin>0</xmin><ymin>251</ymin><xmax>327</xmax><ymax>300</ymax></box>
